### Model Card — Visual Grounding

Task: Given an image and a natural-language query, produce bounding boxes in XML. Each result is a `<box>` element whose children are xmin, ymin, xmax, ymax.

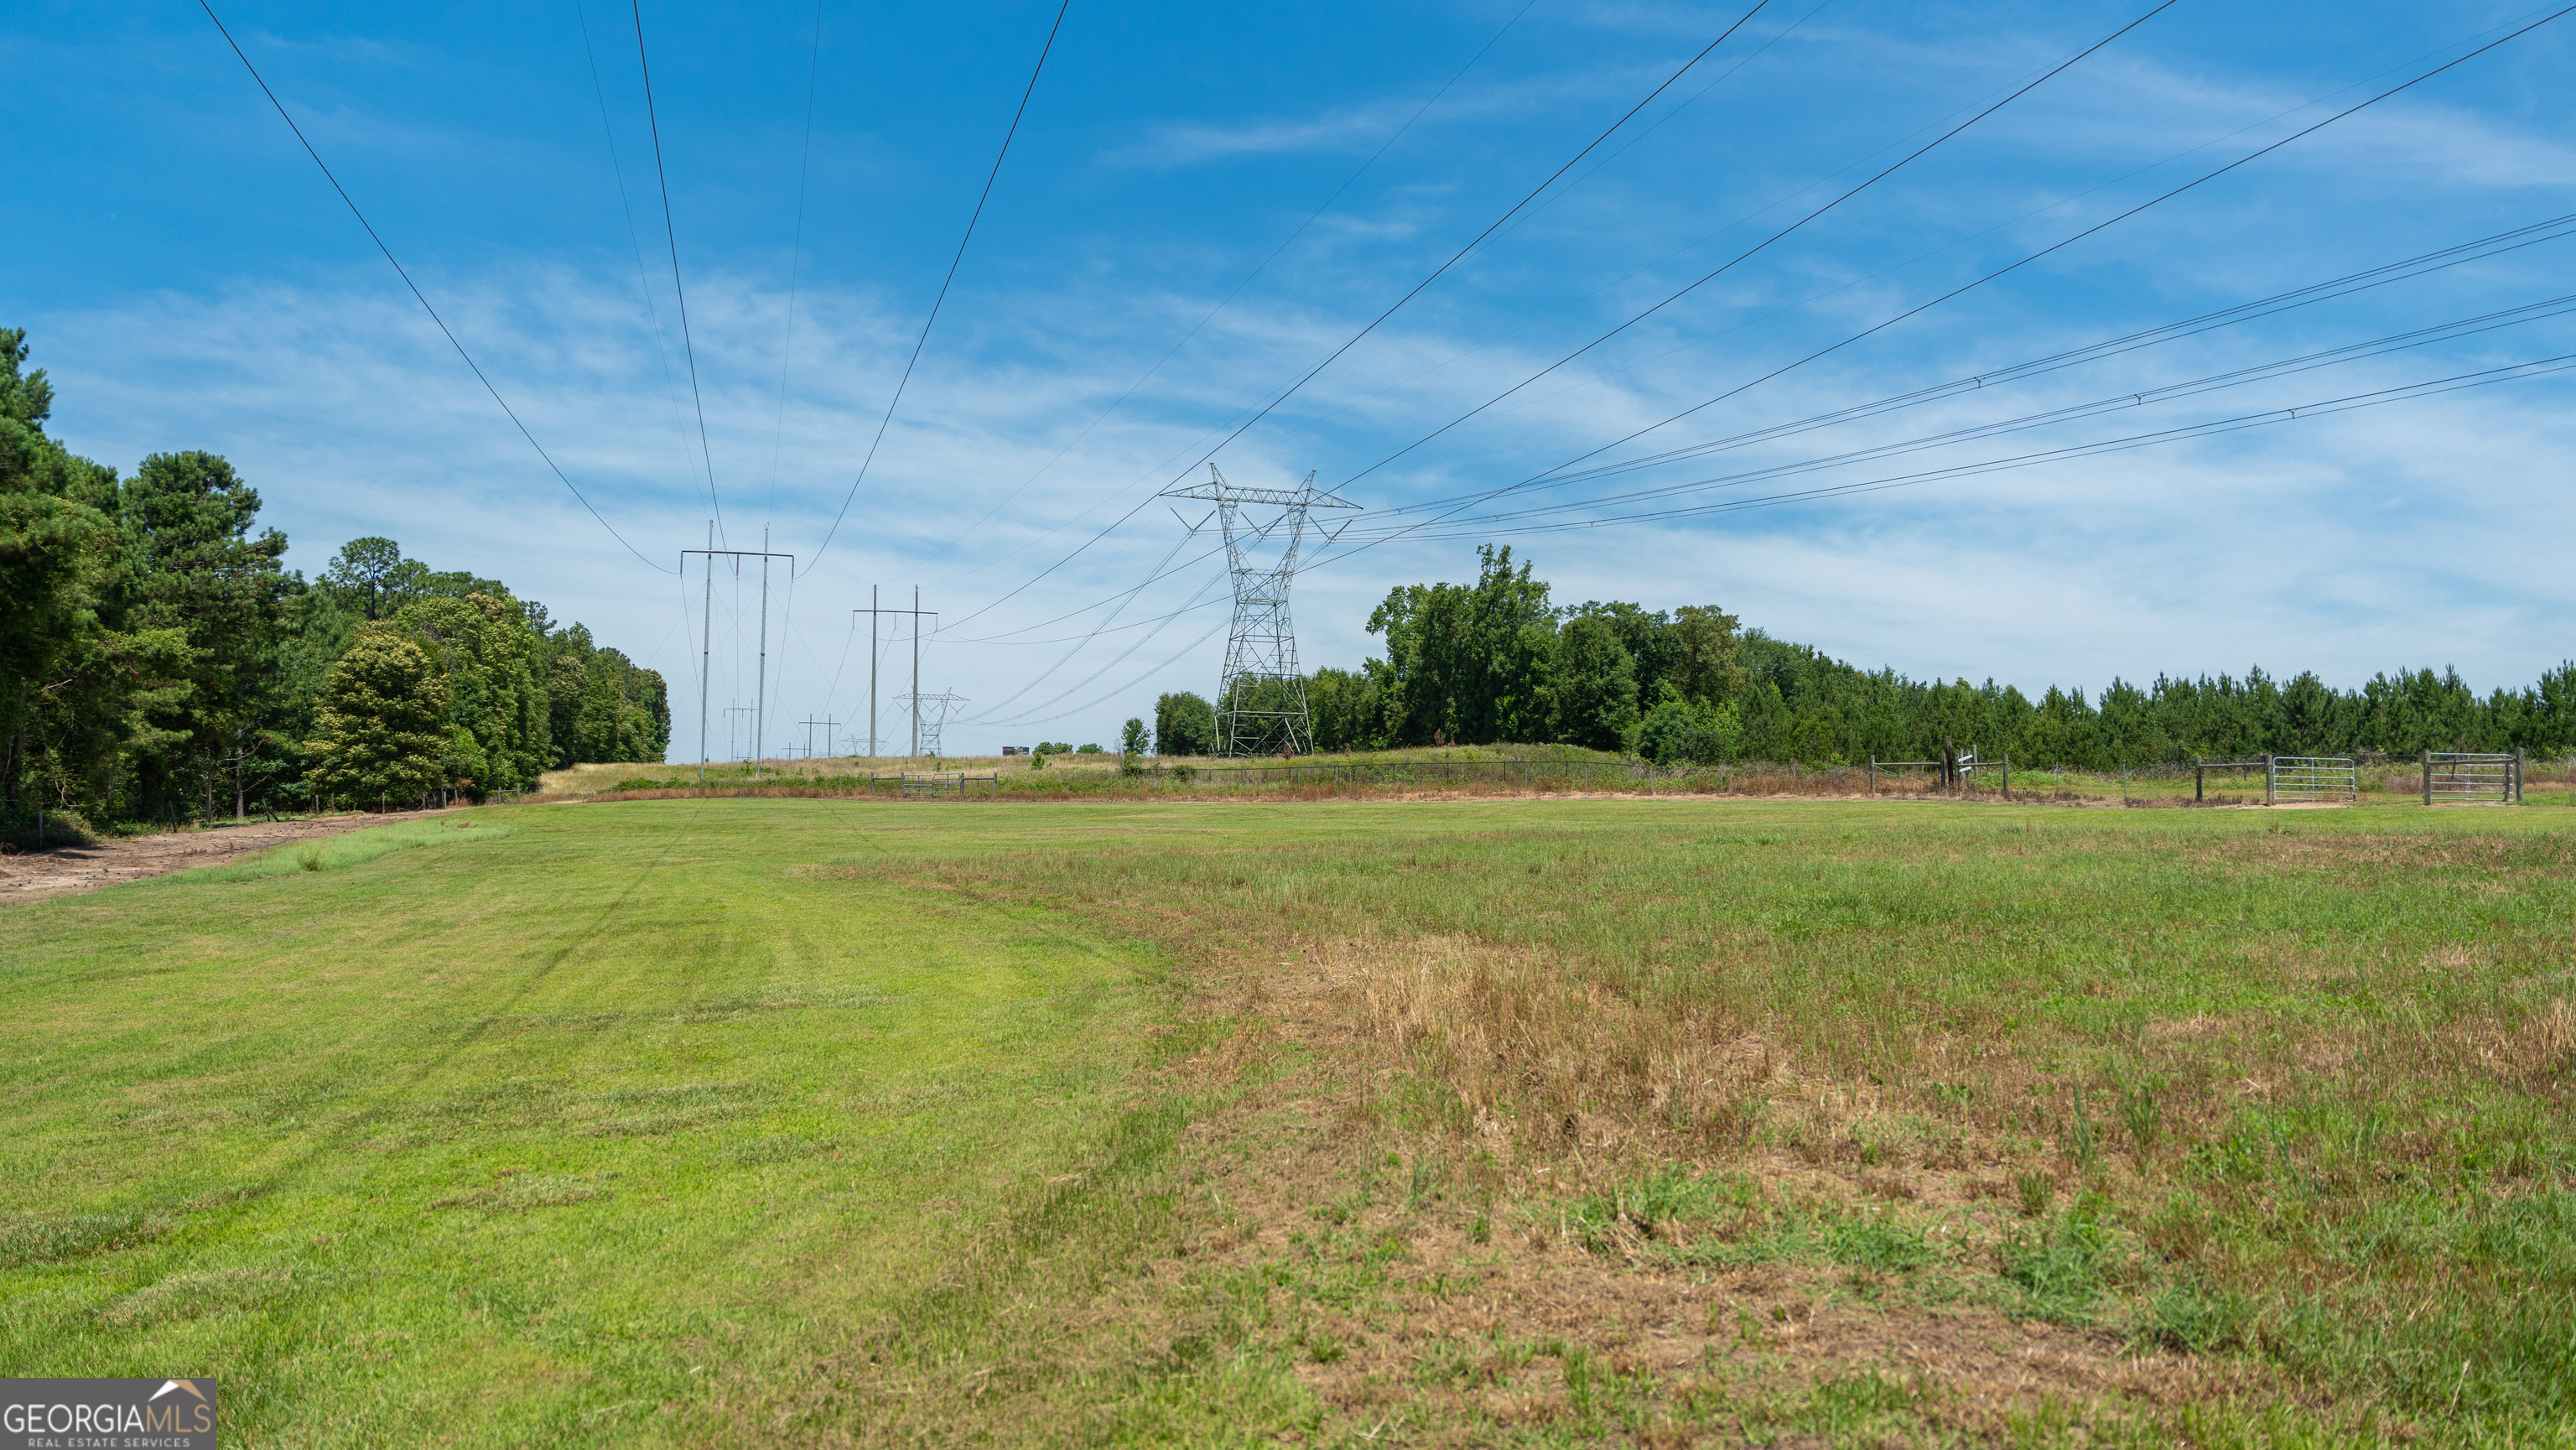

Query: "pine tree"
<box><xmin>304</xmin><ymin>624</ymin><xmax>449</xmax><ymax>810</ymax></box>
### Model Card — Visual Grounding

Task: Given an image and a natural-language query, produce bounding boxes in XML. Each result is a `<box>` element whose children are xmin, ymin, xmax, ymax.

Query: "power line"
<box><xmin>1156</xmin><ymin>0</ymin><xmax>1783</xmax><ymax>488</ymax></box>
<box><xmin>570</xmin><ymin>0</ymin><xmax>695</xmax><ymax>498</ymax></box>
<box><xmin>196</xmin><ymin>0</ymin><xmax>672</xmax><ymax>574</ymax></box>
<box><xmin>766</xmin><ymin>0</ymin><xmax>828</xmax><ymax>527</ymax></box>
<box><xmin>976</xmin><ymin>612</ymin><xmax>1235</xmax><ymax>730</ymax></box>
<box><xmin>1334</xmin><ymin>294</ymin><xmax>2576</xmax><ymax>537</ymax></box>
<box><xmin>1360</xmin><ymin>212</ymin><xmax>2576</xmax><ymax>517</ymax></box>
<box><xmin>630</xmin><ymin>0</ymin><xmax>727</xmax><ymax>546</ymax></box>
<box><xmin>933</xmin><ymin>0</ymin><xmax>1783</xmax><ymax>636</ymax></box>
<box><xmin>1405</xmin><ymin>4</ymin><xmax>2576</xmax><ymax>444</ymax></box>
<box><xmin>1332</xmin><ymin>5</ymin><xmax>2576</xmax><ymax>566</ymax></box>
<box><xmin>963</xmin><ymin>568</ymin><xmax>1228</xmax><ymax>725</ymax></box>
<box><xmin>1327</xmin><ymin>353</ymin><xmax>2576</xmax><ymax>542</ymax></box>
<box><xmin>917</xmin><ymin>0</ymin><xmax>1547</xmax><ymax>569</ymax></box>
<box><xmin>1335</xmin><ymin>0</ymin><xmax>2183</xmax><ymax>492</ymax></box>
<box><xmin>809</xmin><ymin>0</ymin><xmax>1075</xmax><ymax>573</ymax></box>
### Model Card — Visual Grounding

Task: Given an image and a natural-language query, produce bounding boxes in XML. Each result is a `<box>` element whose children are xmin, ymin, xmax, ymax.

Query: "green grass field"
<box><xmin>3</xmin><ymin>794</ymin><xmax>2572</xmax><ymax>1446</ymax></box>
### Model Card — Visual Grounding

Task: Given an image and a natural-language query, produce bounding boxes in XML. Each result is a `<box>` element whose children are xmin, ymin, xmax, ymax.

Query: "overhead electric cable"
<box><xmin>1337</xmin><ymin>295</ymin><xmax>2576</xmax><ymax>533</ymax></box>
<box><xmin>1336</xmin><ymin>5</ymin><xmax>2576</xmax><ymax>564</ymax></box>
<box><xmin>962</xmin><ymin>567</ymin><xmax>1228</xmax><ymax>725</ymax></box>
<box><xmin>1361</xmin><ymin>213</ymin><xmax>2576</xmax><ymax>517</ymax></box>
<box><xmin>197</xmin><ymin>0</ymin><xmax>672</xmax><ymax>574</ymax></box>
<box><xmin>1156</xmin><ymin>0</ymin><xmax>1781</xmax><ymax>486</ymax></box>
<box><xmin>1325</xmin><ymin>354</ymin><xmax>2576</xmax><ymax>541</ymax></box>
<box><xmin>1337</xmin><ymin>0</ymin><xmax>2182</xmax><ymax>491</ymax></box>
<box><xmin>975</xmin><ymin>611</ymin><xmax>1235</xmax><ymax>730</ymax></box>
<box><xmin>571</xmin><ymin>0</ymin><xmax>695</xmax><ymax>481</ymax></box>
<box><xmin>630</xmin><ymin>0</ymin><xmax>727</xmax><ymax>545</ymax></box>
<box><xmin>808</xmin><ymin>0</ymin><xmax>1075</xmax><ymax>571</ymax></box>
<box><xmin>935</xmin><ymin>0</ymin><xmax>1781</xmax><ymax>636</ymax></box>
<box><xmin>766</xmin><ymin>0</ymin><xmax>828</xmax><ymax>525</ymax></box>
<box><xmin>918</xmin><ymin>0</ymin><xmax>1547</xmax><ymax>570</ymax></box>
<box><xmin>955</xmin><ymin>532</ymin><xmax>1197</xmax><ymax>718</ymax></box>
<box><xmin>938</xmin><ymin>540</ymin><xmax>1228</xmax><ymax>642</ymax></box>
<box><xmin>1288</xmin><ymin>0</ymin><xmax>2576</xmax><ymax>459</ymax></box>
<box><xmin>941</xmin><ymin>595</ymin><xmax>1230</xmax><ymax>648</ymax></box>
<box><xmin>1479</xmin><ymin>0</ymin><xmax>1836</xmax><ymax>255</ymax></box>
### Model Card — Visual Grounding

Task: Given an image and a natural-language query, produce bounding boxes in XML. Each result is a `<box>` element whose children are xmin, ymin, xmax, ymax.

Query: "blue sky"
<box><xmin>6</xmin><ymin>0</ymin><xmax>2573</xmax><ymax>756</ymax></box>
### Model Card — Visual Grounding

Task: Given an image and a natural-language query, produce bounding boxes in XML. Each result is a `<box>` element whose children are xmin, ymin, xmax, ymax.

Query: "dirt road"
<box><xmin>0</xmin><ymin>810</ymin><xmax>452</xmax><ymax>907</ymax></box>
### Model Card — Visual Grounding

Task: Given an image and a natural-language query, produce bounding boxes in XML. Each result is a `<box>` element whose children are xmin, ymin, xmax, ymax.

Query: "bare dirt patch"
<box><xmin>0</xmin><ymin>809</ymin><xmax>453</xmax><ymax>907</ymax></box>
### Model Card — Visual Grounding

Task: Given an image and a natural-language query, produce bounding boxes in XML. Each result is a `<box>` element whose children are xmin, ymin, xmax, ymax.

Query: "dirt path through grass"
<box><xmin>0</xmin><ymin>808</ymin><xmax>453</xmax><ymax>906</ymax></box>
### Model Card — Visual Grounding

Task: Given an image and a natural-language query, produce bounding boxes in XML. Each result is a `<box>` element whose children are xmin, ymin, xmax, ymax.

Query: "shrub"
<box><xmin>1635</xmin><ymin>683</ymin><xmax>1741</xmax><ymax>766</ymax></box>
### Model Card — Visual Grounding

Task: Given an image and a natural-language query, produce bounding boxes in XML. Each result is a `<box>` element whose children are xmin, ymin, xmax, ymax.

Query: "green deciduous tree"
<box><xmin>1367</xmin><ymin>545</ymin><xmax>1555</xmax><ymax>746</ymax></box>
<box><xmin>1153</xmin><ymin>692</ymin><xmax>1216</xmax><ymax>756</ymax></box>
<box><xmin>396</xmin><ymin>592</ymin><xmax>549</xmax><ymax>792</ymax></box>
<box><xmin>1548</xmin><ymin>612</ymin><xmax>1639</xmax><ymax>751</ymax></box>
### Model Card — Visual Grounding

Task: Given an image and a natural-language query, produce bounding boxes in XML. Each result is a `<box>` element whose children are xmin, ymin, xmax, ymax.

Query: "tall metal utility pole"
<box><xmin>798</xmin><ymin>716</ymin><xmax>840</xmax><ymax>760</ymax></box>
<box><xmin>682</xmin><ymin>538</ymin><xmax>796</xmax><ymax>779</ymax></box>
<box><xmin>723</xmin><ymin>706</ymin><xmax>756</xmax><ymax>761</ymax></box>
<box><xmin>756</xmin><ymin>527</ymin><xmax>773</xmax><ymax>779</ymax></box>
<box><xmin>1161</xmin><ymin>465</ymin><xmax>1359</xmax><ymax>756</ymax></box>
<box><xmin>853</xmin><ymin>593</ymin><xmax>935</xmax><ymax>761</ymax></box>
<box><xmin>697</xmin><ymin>522</ymin><xmax>711</xmax><ymax>782</ymax></box>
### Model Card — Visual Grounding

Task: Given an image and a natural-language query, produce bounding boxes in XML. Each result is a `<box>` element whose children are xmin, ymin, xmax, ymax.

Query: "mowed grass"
<box><xmin>0</xmin><ymin>803</ymin><xmax>1182</xmax><ymax>1445</ymax></box>
<box><xmin>4</xmin><ymin>793</ymin><xmax>2573</xmax><ymax>1445</ymax></box>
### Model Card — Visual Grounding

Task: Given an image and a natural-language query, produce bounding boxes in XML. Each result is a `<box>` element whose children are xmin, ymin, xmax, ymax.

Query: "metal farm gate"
<box><xmin>2267</xmin><ymin>756</ymin><xmax>2355</xmax><ymax>803</ymax></box>
<box><xmin>2423</xmin><ymin>751</ymin><xmax>2523</xmax><ymax>804</ymax></box>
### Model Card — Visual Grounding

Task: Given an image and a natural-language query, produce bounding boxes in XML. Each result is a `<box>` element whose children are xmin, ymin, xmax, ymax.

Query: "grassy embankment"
<box><xmin>5</xmin><ymin>793</ymin><xmax>2573</xmax><ymax>1445</ymax></box>
<box><xmin>544</xmin><ymin>748</ymin><xmax>2576</xmax><ymax>808</ymax></box>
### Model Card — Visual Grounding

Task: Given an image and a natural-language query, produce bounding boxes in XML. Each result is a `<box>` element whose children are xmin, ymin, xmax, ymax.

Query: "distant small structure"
<box><xmin>1001</xmin><ymin>746</ymin><xmax>1027</xmax><ymax>756</ymax></box>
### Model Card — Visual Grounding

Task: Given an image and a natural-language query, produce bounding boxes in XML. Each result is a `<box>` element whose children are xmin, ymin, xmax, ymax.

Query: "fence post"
<box><xmin>1868</xmin><ymin>756</ymin><xmax>1877</xmax><ymax>795</ymax></box>
<box><xmin>2194</xmin><ymin>757</ymin><xmax>2204</xmax><ymax>803</ymax></box>
<box><xmin>2515</xmin><ymin>746</ymin><xmax>2526</xmax><ymax>803</ymax></box>
<box><xmin>2264</xmin><ymin>755</ymin><xmax>2276</xmax><ymax>807</ymax></box>
<box><xmin>2001</xmin><ymin>751</ymin><xmax>2009</xmax><ymax>800</ymax></box>
<box><xmin>2423</xmin><ymin>752</ymin><xmax>2433</xmax><ymax>806</ymax></box>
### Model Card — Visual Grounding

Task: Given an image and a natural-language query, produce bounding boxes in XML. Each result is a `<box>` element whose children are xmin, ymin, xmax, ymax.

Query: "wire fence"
<box><xmin>565</xmin><ymin>749</ymin><xmax>2565</xmax><ymax>806</ymax></box>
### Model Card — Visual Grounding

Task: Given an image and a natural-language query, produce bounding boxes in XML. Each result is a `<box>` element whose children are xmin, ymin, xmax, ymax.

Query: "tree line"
<box><xmin>1149</xmin><ymin>544</ymin><xmax>2576</xmax><ymax>766</ymax></box>
<box><xmin>3</xmin><ymin>329</ymin><xmax>667</xmax><ymax>837</ymax></box>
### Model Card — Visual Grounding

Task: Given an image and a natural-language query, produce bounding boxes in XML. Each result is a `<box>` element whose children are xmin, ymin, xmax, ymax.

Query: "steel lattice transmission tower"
<box><xmin>897</xmin><ymin>690</ymin><xmax>968</xmax><ymax>758</ymax></box>
<box><xmin>1162</xmin><ymin>465</ymin><xmax>1359</xmax><ymax>756</ymax></box>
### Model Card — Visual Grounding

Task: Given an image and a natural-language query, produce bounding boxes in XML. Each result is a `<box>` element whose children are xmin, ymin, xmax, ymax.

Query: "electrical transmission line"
<box><xmin>1357</xmin><ymin>213</ymin><xmax>2576</xmax><ymax>521</ymax></box>
<box><xmin>808</xmin><ymin>0</ymin><xmax>1074</xmax><ymax>574</ymax></box>
<box><xmin>933</xmin><ymin>0</ymin><xmax>1784</xmax><ymax>639</ymax></box>
<box><xmin>1333</xmin><ymin>353</ymin><xmax>2576</xmax><ymax>541</ymax></box>
<box><xmin>1326</xmin><ymin>4</ymin><xmax>2576</xmax><ymax>567</ymax></box>
<box><xmin>1331</xmin><ymin>295</ymin><xmax>2576</xmax><ymax>539</ymax></box>
<box><xmin>1332</xmin><ymin>0</ymin><xmax>2181</xmax><ymax>494</ymax></box>
<box><xmin>196</xmin><ymin>0</ymin><xmax>672</xmax><ymax>574</ymax></box>
<box><xmin>572</xmin><ymin>0</ymin><xmax>696</xmax><ymax>506</ymax></box>
<box><xmin>917</xmin><ymin>0</ymin><xmax>1548</xmax><ymax>573</ymax></box>
<box><xmin>765</xmin><ymin>0</ymin><xmax>828</xmax><ymax>527</ymax></box>
<box><xmin>1146</xmin><ymin>0</ymin><xmax>1784</xmax><ymax>493</ymax></box>
<box><xmin>630</xmin><ymin>0</ymin><xmax>728</xmax><ymax>545</ymax></box>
